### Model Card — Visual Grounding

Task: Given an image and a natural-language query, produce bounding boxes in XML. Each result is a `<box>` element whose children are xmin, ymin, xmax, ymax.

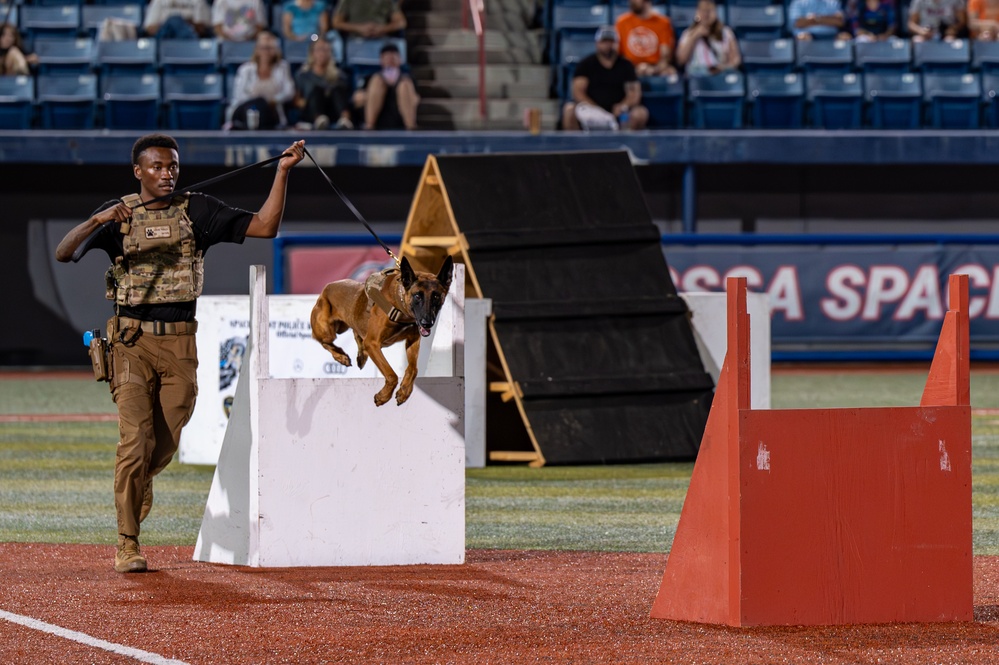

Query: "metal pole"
<box><xmin>682</xmin><ymin>163</ymin><xmax>697</xmax><ymax>234</ymax></box>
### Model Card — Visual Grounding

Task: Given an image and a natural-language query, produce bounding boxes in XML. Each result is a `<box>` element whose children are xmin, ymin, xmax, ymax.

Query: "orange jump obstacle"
<box><xmin>651</xmin><ymin>275</ymin><xmax>972</xmax><ymax>627</ymax></box>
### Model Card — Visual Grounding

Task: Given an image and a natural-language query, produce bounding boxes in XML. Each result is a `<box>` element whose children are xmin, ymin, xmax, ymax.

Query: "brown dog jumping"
<box><xmin>310</xmin><ymin>255</ymin><xmax>454</xmax><ymax>406</ymax></box>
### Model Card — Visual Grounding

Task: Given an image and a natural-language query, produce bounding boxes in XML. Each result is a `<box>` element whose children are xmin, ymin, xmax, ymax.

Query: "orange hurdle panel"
<box><xmin>651</xmin><ymin>275</ymin><xmax>973</xmax><ymax>626</ymax></box>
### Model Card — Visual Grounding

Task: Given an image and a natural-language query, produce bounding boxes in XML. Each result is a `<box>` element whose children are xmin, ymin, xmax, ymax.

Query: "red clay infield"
<box><xmin>0</xmin><ymin>544</ymin><xmax>996</xmax><ymax>664</ymax></box>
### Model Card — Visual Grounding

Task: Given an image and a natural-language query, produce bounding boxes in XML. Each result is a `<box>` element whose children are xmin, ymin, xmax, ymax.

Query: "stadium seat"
<box><xmin>37</xmin><ymin>73</ymin><xmax>98</xmax><ymax>129</ymax></box>
<box><xmin>550</xmin><ymin>4</ymin><xmax>610</xmax><ymax>66</ymax></box>
<box><xmin>922</xmin><ymin>71</ymin><xmax>981</xmax><ymax>129</ymax></box>
<box><xmin>219</xmin><ymin>39</ymin><xmax>256</xmax><ymax>79</ymax></box>
<box><xmin>865</xmin><ymin>71</ymin><xmax>922</xmax><ymax>129</ymax></box>
<box><xmin>668</xmin><ymin>4</ymin><xmax>727</xmax><ymax>33</ymax></box>
<box><xmin>162</xmin><ymin>72</ymin><xmax>225</xmax><ymax>130</ymax></box>
<box><xmin>748</xmin><ymin>71</ymin><xmax>804</xmax><ymax>128</ymax></box>
<box><xmin>80</xmin><ymin>4</ymin><xmax>142</xmax><ymax>39</ymax></box>
<box><xmin>102</xmin><ymin>72</ymin><xmax>160</xmax><ymax>130</ymax></box>
<box><xmin>854</xmin><ymin>38</ymin><xmax>912</xmax><ymax>73</ymax></box>
<box><xmin>727</xmin><ymin>4</ymin><xmax>785</xmax><ymax>40</ymax></box>
<box><xmin>806</xmin><ymin>70</ymin><xmax>864</xmax><ymax>129</ymax></box>
<box><xmin>557</xmin><ymin>31</ymin><xmax>596</xmax><ymax>100</ymax></box>
<box><xmin>95</xmin><ymin>38</ymin><xmax>157</xmax><ymax>76</ymax></box>
<box><xmin>283</xmin><ymin>38</ymin><xmax>311</xmax><ymax>70</ymax></box>
<box><xmin>740</xmin><ymin>38</ymin><xmax>795</xmax><ymax>73</ymax></box>
<box><xmin>795</xmin><ymin>38</ymin><xmax>853</xmax><ymax>73</ymax></box>
<box><xmin>19</xmin><ymin>5</ymin><xmax>81</xmax><ymax>47</ymax></box>
<box><xmin>688</xmin><ymin>71</ymin><xmax>745</xmax><ymax>128</ymax></box>
<box><xmin>33</xmin><ymin>37</ymin><xmax>96</xmax><ymax>75</ymax></box>
<box><xmin>0</xmin><ymin>4</ymin><xmax>18</xmax><ymax>29</ymax></box>
<box><xmin>159</xmin><ymin>38</ymin><xmax>219</xmax><ymax>74</ymax></box>
<box><xmin>913</xmin><ymin>39</ymin><xmax>971</xmax><ymax>73</ymax></box>
<box><xmin>344</xmin><ymin>36</ymin><xmax>407</xmax><ymax>88</ymax></box>
<box><xmin>972</xmin><ymin>40</ymin><xmax>999</xmax><ymax>73</ymax></box>
<box><xmin>0</xmin><ymin>75</ymin><xmax>34</xmax><ymax>129</ymax></box>
<box><xmin>641</xmin><ymin>74</ymin><xmax>685</xmax><ymax>128</ymax></box>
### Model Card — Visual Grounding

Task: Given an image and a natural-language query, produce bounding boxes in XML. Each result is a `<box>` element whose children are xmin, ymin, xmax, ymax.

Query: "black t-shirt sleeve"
<box><xmin>186</xmin><ymin>192</ymin><xmax>255</xmax><ymax>252</ymax></box>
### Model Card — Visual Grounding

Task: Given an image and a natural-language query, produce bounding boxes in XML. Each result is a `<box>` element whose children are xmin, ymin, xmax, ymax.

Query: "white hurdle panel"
<box><xmin>193</xmin><ymin>265</ymin><xmax>466</xmax><ymax>567</ymax></box>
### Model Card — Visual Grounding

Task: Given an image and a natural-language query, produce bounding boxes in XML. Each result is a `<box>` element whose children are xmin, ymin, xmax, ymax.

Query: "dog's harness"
<box><xmin>364</xmin><ymin>269</ymin><xmax>413</xmax><ymax>324</ymax></box>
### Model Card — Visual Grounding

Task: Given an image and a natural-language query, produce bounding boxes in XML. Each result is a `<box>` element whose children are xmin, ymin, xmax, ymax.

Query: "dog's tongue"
<box><xmin>419</xmin><ymin>325</ymin><xmax>431</xmax><ymax>337</ymax></box>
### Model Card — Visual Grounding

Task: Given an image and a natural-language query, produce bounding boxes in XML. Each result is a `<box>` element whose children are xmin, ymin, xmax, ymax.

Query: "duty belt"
<box><xmin>116</xmin><ymin>317</ymin><xmax>198</xmax><ymax>336</ymax></box>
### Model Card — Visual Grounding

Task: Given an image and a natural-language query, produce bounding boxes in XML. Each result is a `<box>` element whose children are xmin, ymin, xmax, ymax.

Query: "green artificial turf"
<box><xmin>1</xmin><ymin>369</ymin><xmax>998</xmax><ymax>553</ymax></box>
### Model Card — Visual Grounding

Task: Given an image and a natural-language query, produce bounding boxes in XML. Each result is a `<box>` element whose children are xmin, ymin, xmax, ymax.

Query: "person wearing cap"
<box><xmin>332</xmin><ymin>0</ymin><xmax>406</xmax><ymax>39</ymax></box>
<box><xmin>351</xmin><ymin>42</ymin><xmax>421</xmax><ymax>129</ymax></box>
<box><xmin>561</xmin><ymin>26</ymin><xmax>648</xmax><ymax>131</ymax></box>
<box><xmin>616</xmin><ymin>0</ymin><xmax>677</xmax><ymax>77</ymax></box>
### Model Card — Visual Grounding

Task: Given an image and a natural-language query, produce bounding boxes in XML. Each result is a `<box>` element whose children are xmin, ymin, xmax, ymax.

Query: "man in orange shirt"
<box><xmin>616</xmin><ymin>0</ymin><xmax>676</xmax><ymax>76</ymax></box>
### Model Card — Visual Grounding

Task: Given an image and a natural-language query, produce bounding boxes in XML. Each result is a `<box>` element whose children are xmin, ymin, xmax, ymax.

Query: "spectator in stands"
<box><xmin>351</xmin><ymin>42</ymin><xmax>420</xmax><ymax>129</ymax></box>
<box><xmin>281</xmin><ymin>0</ymin><xmax>330</xmax><ymax>42</ymax></box>
<box><xmin>907</xmin><ymin>0</ymin><xmax>968</xmax><ymax>41</ymax></box>
<box><xmin>332</xmin><ymin>0</ymin><xmax>406</xmax><ymax>40</ymax></box>
<box><xmin>226</xmin><ymin>30</ymin><xmax>296</xmax><ymax>130</ymax></box>
<box><xmin>675</xmin><ymin>0</ymin><xmax>741</xmax><ymax>77</ymax></box>
<box><xmin>294</xmin><ymin>36</ymin><xmax>354</xmax><ymax>129</ymax></box>
<box><xmin>561</xmin><ymin>26</ymin><xmax>648</xmax><ymax>131</ymax></box>
<box><xmin>843</xmin><ymin>0</ymin><xmax>897</xmax><ymax>41</ymax></box>
<box><xmin>787</xmin><ymin>0</ymin><xmax>846</xmax><ymax>40</ymax></box>
<box><xmin>0</xmin><ymin>22</ymin><xmax>31</xmax><ymax>76</ymax></box>
<box><xmin>143</xmin><ymin>0</ymin><xmax>213</xmax><ymax>39</ymax></box>
<box><xmin>967</xmin><ymin>0</ymin><xmax>998</xmax><ymax>39</ymax></box>
<box><xmin>615</xmin><ymin>0</ymin><xmax>677</xmax><ymax>77</ymax></box>
<box><xmin>212</xmin><ymin>0</ymin><xmax>267</xmax><ymax>42</ymax></box>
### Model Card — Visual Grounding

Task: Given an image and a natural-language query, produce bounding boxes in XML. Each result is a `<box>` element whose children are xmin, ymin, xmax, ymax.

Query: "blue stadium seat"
<box><xmin>806</xmin><ymin>70</ymin><xmax>864</xmax><ymax>128</ymax></box>
<box><xmin>34</xmin><ymin>37</ymin><xmax>96</xmax><ymax>75</ymax></box>
<box><xmin>972</xmin><ymin>40</ymin><xmax>999</xmax><ymax>73</ymax></box>
<box><xmin>922</xmin><ymin>71</ymin><xmax>981</xmax><ymax>129</ymax></box>
<box><xmin>748</xmin><ymin>71</ymin><xmax>804</xmax><ymax>128</ymax></box>
<box><xmin>283</xmin><ymin>38</ymin><xmax>311</xmax><ymax>70</ymax></box>
<box><xmin>95</xmin><ymin>38</ymin><xmax>157</xmax><ymax>76</ymax></box>
<box><xmin>913</xmin><ymin>39</ymin><xmax>971</xmax><ymax>73</ymax></box>
<box><xmin>641</xmin><ymin>74</ymin><xmax>684</xmax><ymax>127</ymax></box>
<box><xmin>727</xmin><ymin>4</ymin><xmax>785</xmax><ymax>40</ymax></box>
<box><xmin>688</xmin><ymin>71</ymin><xmax>745</xmax><ymax>128</ymax></box>
<box><xmin>344</xmin><ymin>36</ymin><xmax>407</xmax><ymax>88</ymax></box>
<box><xmin>610</xmin><ymin>3</ymin><xmax>666</xmax><ymax>22</ymax></box>
<box><xmin>557</xmin><ymin>31</ymin><xmax>596</xmax><ymax>100</ymax></box>
<box><xmin>865</xmin><ymin>71</ymin><xmax>922</xmax><ymax>129</ymax></box>
<box><xmin>37</xmin><ymin>73</ymin><xmax>98</xmax><ymax>129</ymax></box>
<box><xmin>0</xmin><ymin>75</ymin><xmax>34</xmax><ymax>129</ymax></box>
<box><xmin>854</xmin><ymin>38</ymin><xmax>912</xmax><ymax>73</ymax></box>
<box><xmin>163</xmin><ymin>72</ymin><xmax>225</xmax><ymax>130</ymax></box>
<box><xmin>795</xmin><ymin>38</ymin><xmax>853</xmax><ymax>73</ymax></box>
<box><xmin>740</xmin><ymin>38</ymin><xmax>795</xmax><ymax>73</ymax></box>
<box><xmin>159</xmin><ymin>38</ymin><xmax>219</xmax><ymax>74</ymax></box>
<box><xmin>19</xmin><ymin>5</ymin><xmax>81</xmax><ymax>47</ymax></box>
<box><xmin>219</xmin><ymin>39</ymin><xmax>256</xmax><ymax>79</ymax></box>
<box><xmin>80</xmin><ymin>4</ymin><xmax>142</xmax><ymax>39</ymax></box>
<box><xmin>982</xmin><ymin>72</ymin><xmax>999</xmax><ymax>127</ymax></box>
<box><xmin>102</xmin><ymin>72</ymin><xmax>160</xmax><ymax>129</ymax></box>
<box><xmin>549</xmin><ymin>4</ymin><xmax>610</xmax><ymax>65</ymax></box>
<box><xmin>0</xmin><ymin>4</ymin><xmax>18</xmax><ymax>29</ymax></box>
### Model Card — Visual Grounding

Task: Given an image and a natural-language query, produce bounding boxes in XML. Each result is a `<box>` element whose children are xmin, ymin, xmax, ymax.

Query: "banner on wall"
<box><xmin>662</xmin><ymin>242</ymin><xmax>999</xmax><ymax>345</ymax></box>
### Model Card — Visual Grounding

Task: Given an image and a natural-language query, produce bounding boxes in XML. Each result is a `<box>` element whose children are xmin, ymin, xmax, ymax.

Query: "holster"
<box><xmin>88</xmin><ymin>335</ymin><xmax>111</xmax><ymax>382</ymax></box>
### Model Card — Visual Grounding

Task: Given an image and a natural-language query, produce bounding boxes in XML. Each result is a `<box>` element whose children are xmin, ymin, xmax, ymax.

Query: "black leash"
<box><xmin>71</xmin><ymin>152</ymin><xmax>291</xmax><ymax>262</ymax></box>
<box><xmin>302</xmin><ymin>146</ymin><xmax>400</xmax><ymax>267</ymax></box>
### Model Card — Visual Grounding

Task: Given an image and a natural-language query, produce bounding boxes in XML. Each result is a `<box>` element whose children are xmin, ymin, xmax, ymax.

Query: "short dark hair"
<box><xmin>132</xmin><ymin>134</ymin><xmax>179</xmax><ymax>165</ymax></box>
<box><xmin>380</xmin><ymin>42</ymin><xmax>400</xmax><ymax>55</ymax></box>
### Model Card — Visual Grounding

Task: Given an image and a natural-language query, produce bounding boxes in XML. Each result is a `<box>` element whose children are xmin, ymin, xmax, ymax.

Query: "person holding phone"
<box><xmin>675</xmin><ymin>0</ymin><xmax>741</xmax><ymax>78</ymax></box>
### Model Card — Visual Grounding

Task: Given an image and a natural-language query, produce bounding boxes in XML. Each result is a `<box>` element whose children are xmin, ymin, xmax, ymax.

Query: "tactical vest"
<box><xmin>105</xmin><ymin>193</ymin><xmax>205</xmax><ymax>306</ymax></box>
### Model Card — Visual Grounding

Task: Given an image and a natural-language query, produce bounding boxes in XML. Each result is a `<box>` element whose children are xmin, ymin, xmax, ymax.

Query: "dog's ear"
<box><xmin>437</xmin><ymin>255</ymin><xmax>454</xmax><ymax>291</ymax></box>
<box><xmin>400</xmin><ymin>256</ymin><xmax>417</xmax><ymax>289</ymax></box>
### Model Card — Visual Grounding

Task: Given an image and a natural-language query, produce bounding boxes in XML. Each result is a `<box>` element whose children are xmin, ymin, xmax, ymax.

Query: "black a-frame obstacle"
<box><xmin>400</xmin><ymin>151</ymin><xmax>713</xmax><ymax>466</ymax></box>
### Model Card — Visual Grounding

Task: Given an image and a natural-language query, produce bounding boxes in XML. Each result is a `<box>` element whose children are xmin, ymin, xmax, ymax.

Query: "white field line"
<box><xmin>0</xmin><ymin>609</ymin><xmax>190</xmax><ymax>665</ymax></box>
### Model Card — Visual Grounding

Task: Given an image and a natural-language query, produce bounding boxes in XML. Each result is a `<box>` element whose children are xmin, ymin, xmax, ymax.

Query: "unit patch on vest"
<box><xmin>145</xmin><ymin>225</ymin><xmax>172</xmax><ymax>239</ymax></box>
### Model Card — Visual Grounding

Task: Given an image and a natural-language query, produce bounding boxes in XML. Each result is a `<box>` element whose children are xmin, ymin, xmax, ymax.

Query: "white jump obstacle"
<box><xmin>193</xmin><ymin>265</ymin><xmax>467</xmax><ymax>567</ymax></box>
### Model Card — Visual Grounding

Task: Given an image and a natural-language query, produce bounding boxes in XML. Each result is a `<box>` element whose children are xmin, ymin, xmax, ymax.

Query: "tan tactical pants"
<box><xmin>108</xmin><ymin>318</ymin><xmax>198</xmax><ymax>539</ymax></box>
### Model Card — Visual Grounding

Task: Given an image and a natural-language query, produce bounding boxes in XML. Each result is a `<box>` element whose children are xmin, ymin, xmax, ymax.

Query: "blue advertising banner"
<box><xmin>662</xmin><ymin>237</ymin><xmax>999</xmax><ymax>356</ymax></box>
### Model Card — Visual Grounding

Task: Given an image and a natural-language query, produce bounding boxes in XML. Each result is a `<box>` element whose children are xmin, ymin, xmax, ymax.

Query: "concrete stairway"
<box><xmin>403</xmin><ymin>0</ymin><xmax>560</xmax><ymax>130</ymax></box>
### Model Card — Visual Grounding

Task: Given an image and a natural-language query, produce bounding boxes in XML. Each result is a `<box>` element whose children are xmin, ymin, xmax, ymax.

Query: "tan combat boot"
<box><xmin>114</xmin><ymin>535</ymin><xmax>147</xmax><ymax>573</ymax></box>
<box><xmin>139</xmin><ymin>479</ymin><xmax>153</xmax><ymax>523</ymax></box>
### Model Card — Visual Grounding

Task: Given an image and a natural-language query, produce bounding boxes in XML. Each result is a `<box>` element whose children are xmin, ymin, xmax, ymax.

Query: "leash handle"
<box><xmin>302</xmin><ymin>146</ymin><xmax>400</xmax><ymax>267</ymax></box>
<box><xmin>71</xmin><ymin>151</ymin><xmax>293</xmax><ymax>263</ymax></box>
